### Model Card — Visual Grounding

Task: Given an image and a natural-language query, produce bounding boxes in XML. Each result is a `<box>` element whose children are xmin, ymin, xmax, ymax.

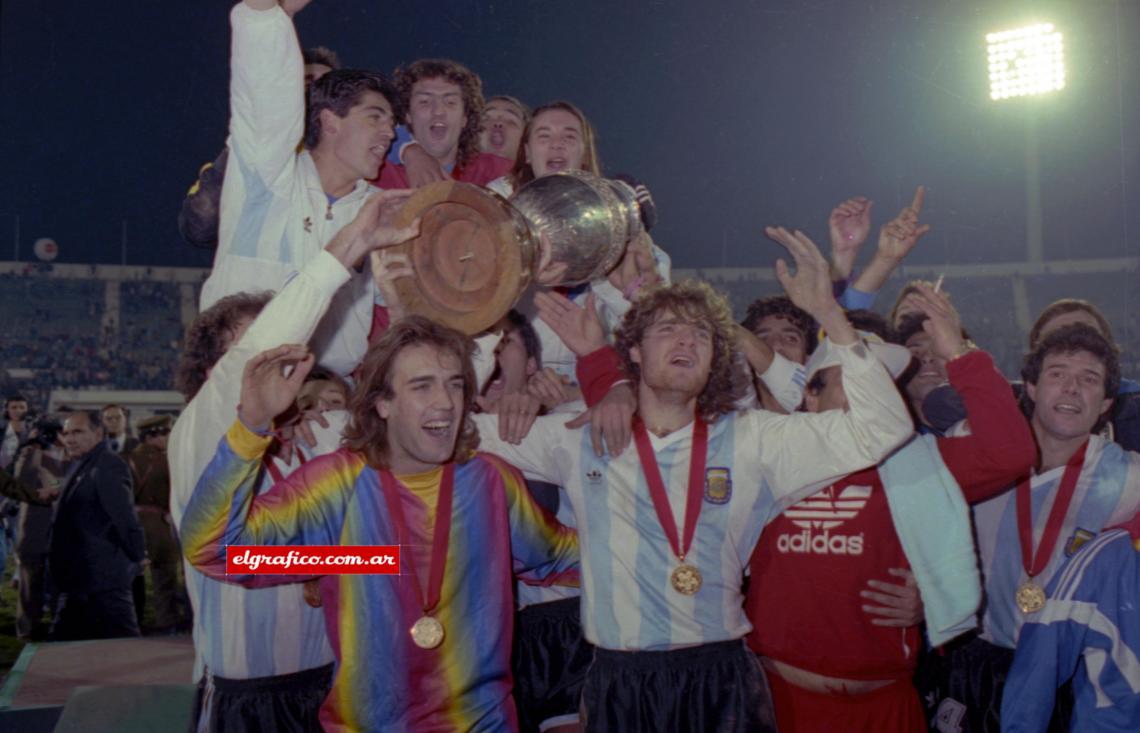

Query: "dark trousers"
<box><xmin>16</xmin><ymin>552</ymin><xmax>49</xmax><ymax>639</ymax></box>
<box><xmin>192</xmin><ymin>662</ymin><xmax>334</xmax><ymax>733</ymax></box>
<box><xmin>50</xmin><ymin>586</ymin><xmax>141</xmax><ymax>641</ymax></box>
<box><xmin>581</xmin><ymin>639</ymin><xmax>777</xmax><ymax>733</ymax></box>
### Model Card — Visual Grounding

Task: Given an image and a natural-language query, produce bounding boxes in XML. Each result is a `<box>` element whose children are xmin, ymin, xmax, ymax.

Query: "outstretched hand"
<box><xmin>238</xmin><ymin>344</ymin><xmax>315</xmax><ymax>431</ymax></box>
<box><xmin>535</xmin><ymin>290</ymin><xmax>607</xmax><ymax>357</ymax></box>
<box><xmin>765</xmin><ymin>227</ymin><xmax>838</xmax><ymax>320</ymax></box>
<box><xmin>765</xmin><ymin>226</ymin><xmax>855</xmax><ymax>345</ymax></box>
<box><xmin>901</xmin><ymin>282</ymin><xmax>965</xmax><ymax>361</ymax></box>
<box><xmin>370</xmin><ymin>250</ymin><xmax>415</xmax><ymax>322</ymax></box>
<box><xmin>327</xmin><ymin>190</ymin><xmax>421</xmax><ymax>269</ymax></box>
<box><xmin>828</xmin><ymin>196</ymin><xmax>873</xmax><ymax>279</ymax></box>
<box><xmin>877</xmin><ymin>186</ymin><xmax>931</xmax><ymax>262</ymax></box>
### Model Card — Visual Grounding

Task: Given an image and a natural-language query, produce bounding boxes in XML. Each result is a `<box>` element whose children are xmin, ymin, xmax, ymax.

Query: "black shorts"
<box><xmin>191</xmin><ymin>662</ymin><xmax>334</xmax><ymax>733</ymax></box>
<box><xmin>581</xmin><ymin>639</ymin><xmax>776</xmax><ymax>733</ymax></box>
<box><xmin>915</xmin><ymin>635</ymin><xmax>1071</xmax><ymax>732</ymax></box>
<box><xmin>512</xmin><ymin>597</ymin><xmax>593</xmax><ymax>732</ymax></box>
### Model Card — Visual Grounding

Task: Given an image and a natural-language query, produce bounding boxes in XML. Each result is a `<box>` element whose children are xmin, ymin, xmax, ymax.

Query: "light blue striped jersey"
<box><xmin>1001</xmin><ymin>526</ymin><xmax>1140</xmax><ymax>732</ymax></box>
<box><xmin>973</xmin><ymin>435</ymin><xmax>1140</xmax><ymax>648</ymax></box>
<box><xmin>473</xmin><ymin>340</ymin><xmax>911</xmax><ymax>650</ymax></box>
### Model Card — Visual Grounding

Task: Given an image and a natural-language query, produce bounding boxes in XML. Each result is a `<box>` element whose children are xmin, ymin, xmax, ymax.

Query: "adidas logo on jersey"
<box><xmin>776</xmin><ymin>528</ymin><xmax>865</xmax><ymax>555</ymax></box>
<box><xmin>585</xmin><ymin>468</ymin><xmax>603</xmax><ymax>483</ymax></box>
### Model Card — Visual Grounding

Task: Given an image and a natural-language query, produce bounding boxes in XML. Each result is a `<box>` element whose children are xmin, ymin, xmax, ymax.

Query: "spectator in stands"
<box><xmin>179</xmin><ymin>44</ymin><xmax>343</xmax><ymax>249</ymax></box>
<box><xmin>199</xmin><ymin>0</ymin><xmax>412</xmax><ymax>379</ymax></box>
<box><xmin>375</xmin><ymin>58</ymin><xmax>513</xmax><ymax>188</ymax></box>
<box><xmin>101</xmin><ymin>404</ymin><xmax>138</xmax><ymax>455</ymax></box>
<box><xmin>127</xmin><ymin>415</ymin><xmax>182</xmax><ymax>633</ymax></box>
<box><xmin>0</xmin><ymin>394</ymin><xmax>29</xmax><ymax>469</ymax></box>
<box><xmin>50</xmin><ymin>410</ymin><xmax>145</xmax><ymax>640</ymax></box>
<box><xmin>479</xmin><ymin>95</ymin><xmax>529</xmax><ymax>162</ymax></box>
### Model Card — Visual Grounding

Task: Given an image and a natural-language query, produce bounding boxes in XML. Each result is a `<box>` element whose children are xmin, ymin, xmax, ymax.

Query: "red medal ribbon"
<box><xmin>263</xmin><ymin>445</ymin><xmax>308</xmax><ymax>484</ymax></box>
<box><xmin>378</xmin><ymin>464</ymin><xmax>455</xmax><ymax>615</ymax></box>
<box><xmin>632</xmin><ymin>414</ymin><xmax>708</xmax><ymax>562</ymax></box>
<box><xmin>1016</xmin><ymin>439</ymin><xmax>1089</xmax><ymax>579</ymax></box>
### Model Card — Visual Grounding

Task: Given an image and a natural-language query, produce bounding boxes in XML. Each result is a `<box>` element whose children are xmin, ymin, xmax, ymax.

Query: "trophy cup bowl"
<box><xmin>509</xmin><ymin>170</ymin><xmax>644</xmax><ymax>287</ymax></box>
<box><xmin>380</xmin><ymin>171</ymin><xmax>643</xmax><ymax>335</ymax></box>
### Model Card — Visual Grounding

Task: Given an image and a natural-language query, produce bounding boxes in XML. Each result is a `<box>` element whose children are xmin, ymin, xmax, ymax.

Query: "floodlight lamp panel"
<box><xmin>985</xmin><ymin>23</ymin><xmax>1065</xmax><ymax>100</ymax></box>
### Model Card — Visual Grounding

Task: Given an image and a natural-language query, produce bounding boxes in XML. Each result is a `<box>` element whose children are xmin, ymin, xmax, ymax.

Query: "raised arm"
<box><xmin>228</xmin><ymin>0</ymin><xmax>312</xmax><ymax>188</ymax></box>
<box><xmin>851</xmin><ymin>186</ymin><xmax>932</xmax><ymax>295</ymax></box>
<box><xmin>905</xmin><ymin>283</ymin><xmax>1038</xmax><ymax>501</ymax></box>
<box><xmin>170</xmin><ymin>190</ymin><xmax>417</xmax><ymax>526</ymax></box>
<box><xmin>827</xmin><ymin>196</ymin><xmax>873</xmax><ymax>281</ymax></box>
<box><xmin>757</xmin><ymin>227</ymin><xmax>913</xmax><ymax>506</ymax></box>
<box><xmin>180</xmin><ymin>344</ymin><xmax>359</xmax><ymax>582</ymax></box>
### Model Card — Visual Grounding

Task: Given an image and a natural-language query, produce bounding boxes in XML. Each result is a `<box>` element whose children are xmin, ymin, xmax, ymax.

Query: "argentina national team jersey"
<box><xmin>184</xmin><ymin>450</ymin><xmax>335</xmax><ymax>680</ymax></box>
<box><xmin>973</xmin><ymin>434</ymin><xmax>1140</xmax><ymax>648</ymax></box>
<box><xmin>472</xmin><ymin>340</ymin><xmax>912</xmax><ymax>651</ymax></box>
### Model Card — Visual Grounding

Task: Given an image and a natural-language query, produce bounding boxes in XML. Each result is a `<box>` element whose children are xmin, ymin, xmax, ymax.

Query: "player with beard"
<box><xmin>474</xmin><ymin>227</ymin><xmax>914</xmax><ymax>732</ymax></box>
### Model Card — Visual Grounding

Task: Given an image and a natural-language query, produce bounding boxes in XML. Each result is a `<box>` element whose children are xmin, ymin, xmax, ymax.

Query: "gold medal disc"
<box><xmin>410</xmin><ymin>615</ymin><xmax>445</xmax><ymax>649</ymax></box>
<box><xmin>670</xmin><ymin>563</ymin><xmax>703</xmax><ymax>595</ymax></box>
<box><xmin>1016</xmin><ymin>580</ymin><xmax>1046</xmax><ymax>614</ymax></box>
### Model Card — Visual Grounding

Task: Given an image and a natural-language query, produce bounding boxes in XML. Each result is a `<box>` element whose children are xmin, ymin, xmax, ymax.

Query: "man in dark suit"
<box><xmin>51</xmin><ymin>410</ymin><xmax>145</xmax><ymax>640</ymax></box>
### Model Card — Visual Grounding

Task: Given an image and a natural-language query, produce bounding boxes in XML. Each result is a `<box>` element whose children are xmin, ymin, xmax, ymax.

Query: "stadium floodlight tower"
<box><xmin>987</xmin><ymin>23</ymin><xmax>1065</xmax><ymax>101</ymax></box>
<box><xmin>986</xmin><ymin>22</ymin><xmax>1065</xmax><ymax>267</ymax></box>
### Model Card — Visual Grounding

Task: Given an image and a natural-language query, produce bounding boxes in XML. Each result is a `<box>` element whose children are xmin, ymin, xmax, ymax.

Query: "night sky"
<box><xmin>1</xmin><ymin>0</ymin><xmax>1136</xmax><ymax>272</ymax></box>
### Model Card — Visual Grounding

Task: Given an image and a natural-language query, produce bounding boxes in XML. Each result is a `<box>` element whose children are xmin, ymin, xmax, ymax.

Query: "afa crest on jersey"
<box><xmin>1065</xmin><ymin>528</ymin><xmax>1096</xmax><ymax>557</ymax></box>
<box><xmin>704</xmin><ymin>467</ymin><xmax>732</xmax><ymax>504</ymax></box>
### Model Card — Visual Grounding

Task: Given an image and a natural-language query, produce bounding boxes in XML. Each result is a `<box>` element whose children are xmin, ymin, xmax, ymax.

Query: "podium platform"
<box><xmin>0</xmin><ymin>636</ymin><xmax>196</xmax><ymax>733</ymax></box>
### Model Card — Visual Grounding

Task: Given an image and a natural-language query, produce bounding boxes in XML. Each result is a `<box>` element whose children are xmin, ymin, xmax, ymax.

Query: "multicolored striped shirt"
<box><xmin>974</xmin><ymin>434</ymin><xmax>1140</xmax><ymax>648</ymax></box>
<box><xmin>181</xmin><ymin>421</ymin><xmax>578</xmax><ymax>732</ymax></box>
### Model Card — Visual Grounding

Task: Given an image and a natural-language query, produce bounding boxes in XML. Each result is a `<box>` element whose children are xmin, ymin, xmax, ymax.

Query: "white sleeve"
<box><xmin>757</xmin><ymin>351</ymin><xmax>806</xmax><ymax>414</ymax></box>
<box><xmin>228</xmin><ymin>3</ymin><xmax>303</xmax><ymax>192</ymax></box>
<box><xmin>473</xmin><ymin>332</ymin><xmax>503</xmax><ymax>393</ymax></box>
<box><xmin>470</xmin><ymin>413</ymin><xmax>570</xmax><ymax>485</ymax></box>
<box><xmin>750</xmin><ymin>340</ymin><xmax>913</xmax><ymax>512</ymax></box>
<box><xmin>169</xmin><ymin>251</ymin><xmax>350</xmax><ymax>529</ymax></box>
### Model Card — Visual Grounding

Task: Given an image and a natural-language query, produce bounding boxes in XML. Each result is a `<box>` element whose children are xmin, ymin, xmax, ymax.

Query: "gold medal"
<box><xmin>410</xmin><ymin>615</ymin><xmax>445</xmax><ymax>649</ymax></box>
<box><xmin>671</xmin><ymin>563</ymin><xmax>702</xmax><ymax>595</ymax></box>
<box><xmin>1016</xmin><ymin>580</ymin><xmax>1046</xmax><ymax>614</ymax></box>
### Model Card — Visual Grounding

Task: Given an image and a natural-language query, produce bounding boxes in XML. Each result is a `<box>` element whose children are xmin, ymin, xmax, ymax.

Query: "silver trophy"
<box><xmin>385</xmin><ymin>171</ymin><xmax>645</xmax><ymax>334</ymax></box>
<box><xmin>510</xmin><ymin>170</ymin><xmax>644</xmax><ymax>286</ymax></box>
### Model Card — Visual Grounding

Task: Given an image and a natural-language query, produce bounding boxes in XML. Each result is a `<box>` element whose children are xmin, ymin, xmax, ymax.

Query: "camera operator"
<box><xmin>7</xmin><ymin>414</ymin><xmax>66</xmax><ymax>640</ymax></box>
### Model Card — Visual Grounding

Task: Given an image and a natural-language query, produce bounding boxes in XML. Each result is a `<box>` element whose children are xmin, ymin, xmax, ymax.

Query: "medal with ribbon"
<box><xmin>379</xmin><ymin>465</ymin><xmax>455</xmax><ymax>649</ymax></box>
<box><xmin>1015</xmin><ymin>440</ymin><xmax>1088</xmax><ymax>614</ymax></box>
<box><xmin>633</xmin><ymin>414</ymin><xmax>708</xmax><ymax>596</ymax></box>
